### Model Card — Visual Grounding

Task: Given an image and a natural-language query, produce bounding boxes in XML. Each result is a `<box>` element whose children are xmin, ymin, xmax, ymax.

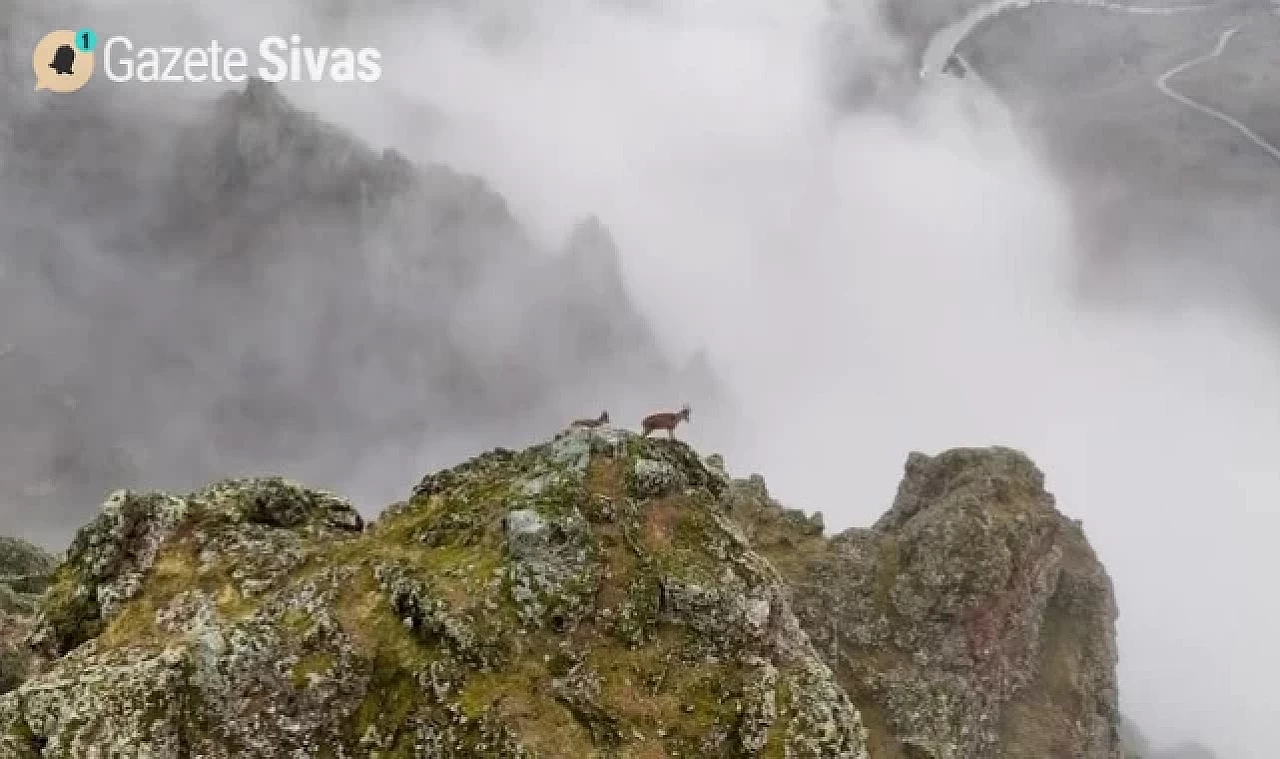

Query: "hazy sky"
<box><xmin>8</xmin><ymin>0</ymin><xmax>1279</xmax><ymax>755</ymax></box>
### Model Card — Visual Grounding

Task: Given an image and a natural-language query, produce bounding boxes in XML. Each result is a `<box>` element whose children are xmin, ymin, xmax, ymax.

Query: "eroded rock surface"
<box><xmin>0</xmin><ymin>431</ymin><xmax>1121</xmax><ymax>758</ymax></box>
<box><xmin>0</xmin><ymin>430</ymin><xmax>868</xmax><ymax>757</ymax></box>
<box><xmin>733</xmin><ymin>447</ymin><xmax>1121</xmax><ymax>759</ymax></box>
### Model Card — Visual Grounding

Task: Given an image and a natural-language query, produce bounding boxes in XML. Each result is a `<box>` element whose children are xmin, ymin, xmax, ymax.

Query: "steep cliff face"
<box><xmin>730</xmin><ymin>448</ymin><xmax>1121</xmax><ymax>759</ymax></box>
<box><xmin>0</xmin><ymin>430</ymin><xmax>1121</xmax><ymax>758</ymax></box>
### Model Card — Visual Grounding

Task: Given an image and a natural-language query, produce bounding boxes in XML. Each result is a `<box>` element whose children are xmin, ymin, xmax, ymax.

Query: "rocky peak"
<box><xmin>776</xmin><ymin>447</ymin><xmax>1121</xmax><ymax>759</ymax></box>
<box><xmin>172</xmin><ymin>76</ymin><xmax>426</xmax><ymax>239</ymax></box>
<box><xmin>0</xmin><ymin>428</ymin><xmax>868</xmax><ymax>756</ymax></box>
<box><xmin>562</xmin><ymin>215</ymin><xmax>626</xmax><ymax>298</ymax></box>
<box><xmin>0</xmin><ymin>433</ymin><xmax>1121</xmax><ymax>758</ymax></box>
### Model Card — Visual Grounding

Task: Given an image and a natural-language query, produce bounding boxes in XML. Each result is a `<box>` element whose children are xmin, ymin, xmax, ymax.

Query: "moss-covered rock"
<box><xmin>28</xmin><ymin>477</ymin><xmax>363</xmax><ymax>660</ymax></box>
<box><xmin>737</xmin><ymin>447</ymin><xmax>1122</xmax><ymax>759</ymax></box>
<box><xmin>0</xmin><ymin>434</ymin><xmax>1121</xmax><ymax>758</ymax></box>
<box><xmin>0</xmin><ymin>428</ymin><xmax>868</xmax><ymax>757</ymax></box>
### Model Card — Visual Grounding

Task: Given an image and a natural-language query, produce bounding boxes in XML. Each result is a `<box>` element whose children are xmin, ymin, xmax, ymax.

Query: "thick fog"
<box><xmin>1</xmin><ymin>0</ymin><xmax>728</xmax><ymax>551</ymax></box>
<box><xmin>4</xmin><ymin>0</ymin><xmax>1278</xmax><ymax>756</ymax></box>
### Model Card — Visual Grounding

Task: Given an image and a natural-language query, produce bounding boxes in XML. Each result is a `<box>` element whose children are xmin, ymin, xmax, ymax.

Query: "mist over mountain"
<box><xmin>885</xmin><ymin>0</ymin><xmax>1280</xmax><ymax>319</ymax></box>
<box><xmin>0</xmin><ymin>3</ymin><xmax>729</xmax><ymax>551</ymax></box>
<box><xmin>2</xmin><ymin>0</ymin><xmax>1278</xmax><ymax>756</ymax></box>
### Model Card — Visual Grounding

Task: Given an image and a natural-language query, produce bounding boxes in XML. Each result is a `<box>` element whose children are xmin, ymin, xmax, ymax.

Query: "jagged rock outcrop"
<box><xmin>0</xmin><ymin>429</ymin><xmax>868</xmax><ymax>757</ymax></box>
<box><xmin>0</xmin><ymin>429</ymin><xmax>1120</xmax><ymax>757</ymax></box>
<box><xmin>732</xmin><ymin>447</ymin><xmax>1121</xmax><ymax>759</ymax></box>
<box><xmin>155</xmin><ymin>75</ymin><xmax>677</xmax><ymax>445</ymax></box>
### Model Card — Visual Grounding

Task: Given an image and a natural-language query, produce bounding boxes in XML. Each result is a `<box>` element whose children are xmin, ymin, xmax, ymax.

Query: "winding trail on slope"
<box><xmin>920</xmin><ymin>0</ymin><xmax>1212</xmax><ymax>78</ymax></box>
<box><xmin>1155</xmin><ymin>27</ymin><xmax>1280</xmax><ymax>164</ymax></box>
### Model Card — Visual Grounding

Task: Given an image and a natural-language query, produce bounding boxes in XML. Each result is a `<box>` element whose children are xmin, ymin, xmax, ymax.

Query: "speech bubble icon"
<box><xmin>33</xmin><ymin>29</ymin><xmax>96</xmax><ymax>93</ymax></box>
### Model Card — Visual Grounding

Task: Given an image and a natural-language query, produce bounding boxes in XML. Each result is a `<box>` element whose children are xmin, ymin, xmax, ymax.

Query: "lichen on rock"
<box><xmin>0</xmin><ymin>387</ymin><xmax>1123</xmax><ymax>759</ymax></box>
<box><xmin>0</xmin><ymin>425</ymin><xmax>870</xmax><ymax>757</ymax></box>
<box><xmin>740</xmin><ymin>446</ymin><xmax>1123</xmax><ymax>759</ymax></box>
<box><xmin>29</xmin><ymin>477</ymin><xmax>363</xmax><ymax>660</ymax></box>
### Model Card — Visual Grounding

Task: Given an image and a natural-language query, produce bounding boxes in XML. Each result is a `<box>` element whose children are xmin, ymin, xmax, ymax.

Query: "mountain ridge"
<box><xmin>0</xmin><ymin>425</ymin><xmax>1121</xmax><ymax>758</ymax></box>
<box><xmin>0</xmin><ymin>72</ymin><xmax>703</xmax><ymax>547</ymax></box>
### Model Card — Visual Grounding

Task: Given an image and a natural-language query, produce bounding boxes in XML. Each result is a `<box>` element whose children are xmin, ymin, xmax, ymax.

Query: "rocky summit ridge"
<box><xmin>0</xmin><ymin>426</ymin><xmax>1120</xmax><ymax>758</ymax></box>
